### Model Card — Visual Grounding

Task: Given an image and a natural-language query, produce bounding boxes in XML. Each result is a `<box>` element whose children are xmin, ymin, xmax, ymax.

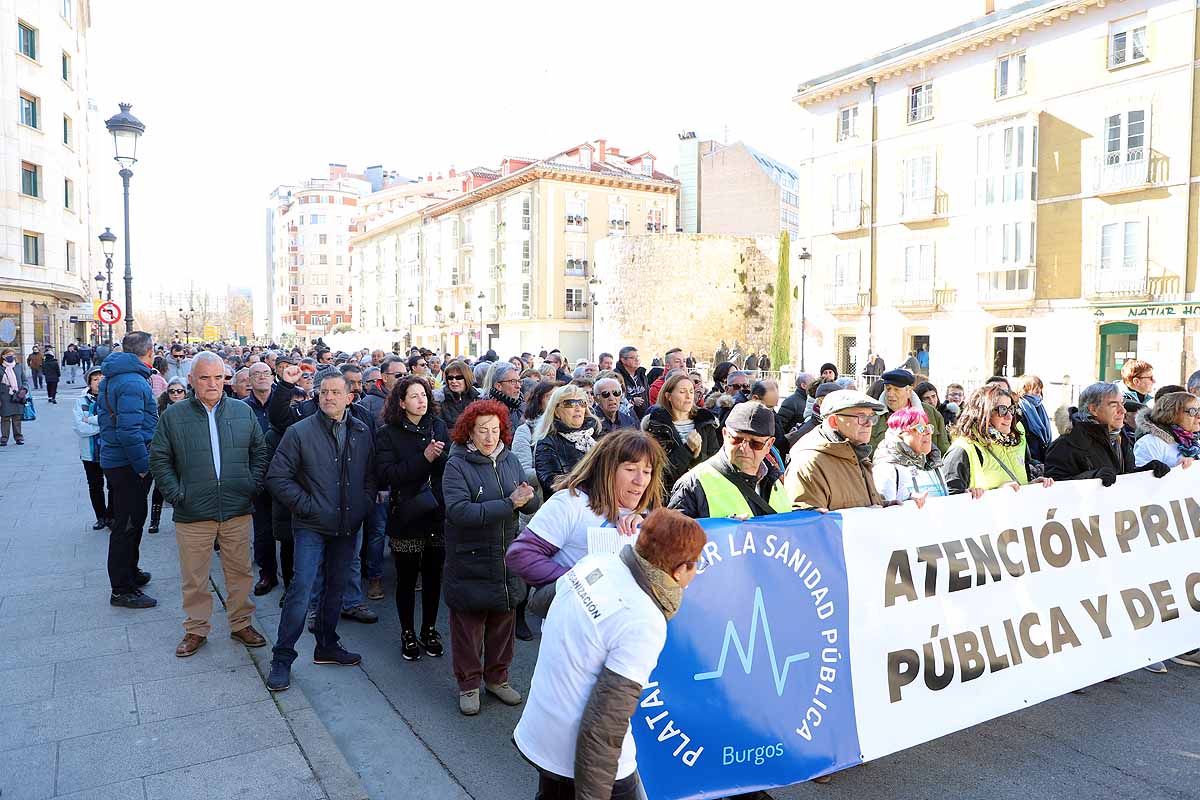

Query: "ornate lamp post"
<box><xmin>96</xmin><ymin>228</ymin><xmax>117</xmax><ymax>345</ymax></box>
<box><xmin>798</xmin><ymin>247</ymin><xmax>812</xmax><ymax>372</ymax></box>
<box><xmin>103</xmin><ymin>103</ymin><xmax>145</xmax><ymax>333</ymax></box>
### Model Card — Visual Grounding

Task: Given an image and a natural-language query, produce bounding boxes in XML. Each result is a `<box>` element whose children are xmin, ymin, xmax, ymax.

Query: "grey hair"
<box><xmin>1187</xmin><ymin>370</ymin><xmax>1200</xmax><ymax>393</ymax></box>
<box><xmin>594</xmin><ymin>377</ymin><xmax>621</xmax><ymax>395</ymax></box>
<box><xmin>362</xmin><ymin>366</ymin><xmax>381</xmax><ymax>381</ymax></box>
<box><xmin>121</xmin><ymin>331</ymin><xmax>153</xmax><ymax>357</ymax></box>
<box><xmin>191</xmin><ymin>350</ymin><xmax>224</xmax><ymax>372</ymax></box>
<box><xmin>483</xmin><ymin>361</ymin><xmax>518</xmax><ymax>395</ymax></box>
<box><xmin>793</xmin><ymin>372</ymin><xmax>814</xmax><ymax>390</ymax></box>
<box><xmin>234</xmin><ymin>367</ymin><xmax>250</xmax><ymax>381</ymax></box>
<box><xmin>1149</xmin><ymin>391</ymin><xmax>1197</xmax><ymax>427</ymax></box>
<box><xmin>1079</xmin><ymin>381</ymin><xmax>1121</xmax><ymax>412</ymax></box>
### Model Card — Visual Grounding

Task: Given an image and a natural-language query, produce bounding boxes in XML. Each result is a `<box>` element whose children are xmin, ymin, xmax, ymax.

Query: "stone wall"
<box><xmin>593</xmin><ymin>233</ymin><xmax>783</xmax><ymax>364</ymax></box>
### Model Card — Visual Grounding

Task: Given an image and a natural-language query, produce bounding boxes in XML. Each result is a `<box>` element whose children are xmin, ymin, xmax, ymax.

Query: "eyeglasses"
<box><xmin>728</xmin><ymin>434</ymin><xmax>771</xmax><ymax>451</ymax></box>
<box><xmin>561</xmin><ymin>399</ymin><xmax>587</xmax><ymax>408</ymax></box>
<box><xmin>498</xmin><ymin>378</ymin><xmax>520</xmax><ymax>386</ymax></box>
<box><xmin>835</xmin><ymin>412</ymin><xmax>876</xmax><ymax>426</ymax></box>
<box><xmin>597</xmin><ymin>390</ymin><xmax>623</xmax><ymax>399</ymax></box>
<box><xmin>992</xmin><ymin>405</ymin><xmax>1015</xmax><ymax>417</ymax></box>
<box><xmin>1183</xmin><ymin>407</ymin><xmax>1200</xmax><ymax>417</ymax></box>
<box><xmin>416</xmin><ymin>362</ymin><xmax>427</xmax><ymax>368</ymax></box>
<box><xmin>904</xmin><ymin>423</ymin><xmax>934</xmax><ymax>434</ymax></box>
<box><xmin>1135</xmin><ymin>374</ymin><xmax>1155</xmax><ymax>383</ymax></box>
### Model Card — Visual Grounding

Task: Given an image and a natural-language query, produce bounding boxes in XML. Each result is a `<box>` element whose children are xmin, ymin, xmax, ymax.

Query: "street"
<box><xmin>2</xmin><ymin>383</ymin><xmax>1199</xmax><ymax>800</ymax></box>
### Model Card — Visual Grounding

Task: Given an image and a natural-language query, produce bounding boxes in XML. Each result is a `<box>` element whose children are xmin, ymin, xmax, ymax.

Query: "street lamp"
<box><xmin>407</xmin><ymin>300</ymin><xmax>415</xmax><ymax>350</ymax></box>
<box><xmin>178</xmin><ymin>307</ymin><xmax>194</xmax><ymax>343</ymax></box>
<box><xmin>104</xmin><ymin>103</ymin><xmax>145</xmax><ymax>333</ymax></box>
<box><xmin>97</xmin><ymin>228</ymin><xmax>117</xmax><ymax>345</ymax></box>
<box><xmin>798</xmin><ymin>247</ymin><xmax>812</xmax><ymax>373</ymax></box>
<box><xmin>476</xmin><ymin>291</ymin><xmax>485</xmax><ymax>357</ymax></box>
<box><xmin>588</xmin><ymin>276</ymin><xmax>601</xmax><ymax>360</ymax></box>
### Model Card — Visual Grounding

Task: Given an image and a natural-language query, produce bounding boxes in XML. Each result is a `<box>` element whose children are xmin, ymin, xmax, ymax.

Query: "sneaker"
<box><xmin>1144</xmin><ymin>661</ymin><xmax>1168</xmax><ymax>674</ymax></box>
<box><xmin>92</xmin><ymin>519</ymin><xmax>107</xmax><ymax>531</ymax></box>
<box><xmin>419</xmin><ymin>626</ymin><xmax>444</xmax><ymax>658</ymax></box>
<box><xmin>110</xmin><ymin>590</ymin><xmax>157</xmax><ymax>609</ymax></box>
<box><xmin>135</xmin><ymin>570</ymin><xmax>151</xmax><ymax>587</ymax></box>
<box><xmin>340</xmin><ymin>604</ymin><xmax>378</xmax><ymax>624</ymax></box>
<box><xmin>459</xmin><ymin>688</ymin><xmax>480</xmax><ymax>716</ymax></box>
<box><xmin>515</xmin><ymin>613</ymin><xmax>534</xmax><ymax>642</ymax></box>
<box><xmin>401</xmin><ymin>630</ymin><xmax>422</xmax><ymax>661</ymax></box>
<box><xmin>313</xmin><ymin>646</ymin><xmax>361</xmax><ymax>666</ymax></box>
<box><xmin>306</xmin><ymin>610</ymin><xmax>317</xmax><ymax>633</ymax></box>
<box><xmin>1171</xmin><ymin>650</ymin><xmax>1200</xmax><ymax>668</ymax></box>
<box><xmin>267</xmin><ymin>661</ymin><xmax>291</xmax><ymax>692</ymax></box>
<box><xmin>366</xmin><ymin>577</ymin><xmax>384</xmax><ymax>601</ymax></box>
<box><xmin>485</xmin><ymin>681</ymin><xmax>523</xmax><ymax>706</ymax></box>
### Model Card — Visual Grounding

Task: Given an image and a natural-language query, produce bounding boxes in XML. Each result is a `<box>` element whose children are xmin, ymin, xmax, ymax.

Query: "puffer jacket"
<box><xmin>644</xmin><ymin>406</ymin><xmax>722</xmax><ymax>492</ymax></box>
<box><xmin>534</xmin><ymin>418</ymin><xmax>600</xmax><ymax>495</ymax></box>
<box><xmin>439</xmin><ymin>386</ymin><xmax>479</xmax><ymax>430</ymax></box>
<box><xmin>442</xmin><ymin>443</ymin><xmax>542</xmax><ymax>613</ymax></box>
<box><xmin>784</xmin><ymin>425</ymin><xmax>883</xmax><ymax>511</ymax></box>
<box><xmin>358</xmin><ymin>381</ymin><xmax>388</xmax><ymax>425</ymax></box>
<box><xmin>1133</xmin><ymin>408</ymin><xmax>1191</xmax><ymax>468</ymax></box>
<box><xmin>73</xmin><ymin>391</ymin><xmax>101</xmax><ymax>461</ymax></box>
<box><xmin>375</xmin><ymin>413</ymin><xmax>450</xmax><ymax>537</ymax></box>
<box><xmin>266</xmin><ymin>410</ymin><xmax>376</xmax><ymax>536</ymax></box>
<box><xmin>1044</xmin><ymin>409</ymin><xmax>1144</xmax><ymax>482</ymax></box>
<box><xmin>148</xmin><ymin>397</ymin><xmax>269</xmax><ymax>524</ymax></box>
<box><xmin>41</xmin><ymin>354</ymin><xmax>61</xmax><ymax>382</ymax></box>
<box><xmin>97</xmin><ymin>352</ymin><xmax>158</xmax><ymax>474</ymax></box>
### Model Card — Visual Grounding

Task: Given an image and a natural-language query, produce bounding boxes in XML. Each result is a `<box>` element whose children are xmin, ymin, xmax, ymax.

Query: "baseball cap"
<box><xmin>820</xmin><ymin>390</ymin><xmax>886</xmax><ymax>417</ymax></box>
<box><xmin>724</xmin><ymin>401</ymin><xmax>776</xmax><ymax>437</ymax></box>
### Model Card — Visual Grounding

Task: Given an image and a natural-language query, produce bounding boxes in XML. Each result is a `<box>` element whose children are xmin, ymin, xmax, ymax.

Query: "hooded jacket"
<box><xmin>97</xmin><ymin>352</ymin><xmax>158</xmax><ymax>474</ymax></box>
<box><xmin>784</xmin><ymin>425</ymin><xmax>883</xmax><ymax>511</ymax></box>
<box><xmin>162</xmin><ymin>353</ymin><xmax>192</xmax><ymax>381</ymax></box>
<box><xmin>73</xmin><ymin>390</ymin><xmax>101</xmax><ymax>461</ymax></box>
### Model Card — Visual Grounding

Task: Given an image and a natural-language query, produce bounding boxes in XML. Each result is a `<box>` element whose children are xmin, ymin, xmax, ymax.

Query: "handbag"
<box><xmin>392</xmin><ymin>482</ymin><xmax>439</xmax><ymax>527</ymax></box>
<box><xmin>12</xmin><ymin>388</ymin><xmax>27</xmax><ymax>405</ymax></box>
<box><xmin>22</xmin><ymin>398</ymin><xmax>35</xmax><ymax>421</ymax></box>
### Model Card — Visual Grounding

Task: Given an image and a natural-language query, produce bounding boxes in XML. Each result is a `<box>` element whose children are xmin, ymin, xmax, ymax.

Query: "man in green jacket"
<box><xmin>149</xmin><ymin>351</ymin><xmax>270</xmax><ymax>658</ymax></box>
<box><xmin>869</xmin><ymin>370</ymin><xmax>950</xmax><ymax>458</ymax></box>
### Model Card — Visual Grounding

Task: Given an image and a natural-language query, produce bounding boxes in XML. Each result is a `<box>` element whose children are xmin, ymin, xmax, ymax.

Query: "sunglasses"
<box><xmin>597</xmin><ymin>390</ymin><xmax>623</xmax><ymax>399</ymax></box>
<box><xmin>446</xmin><ymin>374</ymin><xmax>466</xmax><ymax>382</ymax></box>
<box><xmin>729</xmin><ymin>434</ymin><xmax>770</xmax><ymax>451</ymax></box>
<box><xmin>993</xmin><ymin>405</ymin><xmax>1015</xmax><ymax>417</ymax></box>
<box><xmin>168</xmin><ymin>388</ymin><xmax>186</xmax><ymax>395</ymax></box>
<box><xmin>905</xmin><ymin>423</ymin><xmax>934</xmax><ymax>434</ymax></box>
<box><xmin>416</xmin><ymin>362</ymin><xmax>427</xmax><ymax>367</ymax></box>
<box><xmin>561</xmin><ymin>399</ymin><xmax>587</xmax><ymax>408</ymax></box>
<box><xmin>728</xmin><ymin>383</ymin><xmax>750</xmax><ymax>391</ymax></box>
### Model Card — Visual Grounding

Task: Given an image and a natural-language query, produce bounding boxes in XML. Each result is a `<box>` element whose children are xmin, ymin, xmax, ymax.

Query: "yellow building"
<box><xmin>793</xmin><ymin>0</ymin><xmax>1199</xmax><ymax>388</ymax></box>
<box><xmin>351</xmin><ymin>143</ymin><xmax>677</xmax><ymax>360</ymax></box>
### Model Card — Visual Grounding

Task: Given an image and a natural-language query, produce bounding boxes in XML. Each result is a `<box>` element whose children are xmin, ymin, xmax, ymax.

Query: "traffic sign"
<box><xmin>96</xmin><ymin>301</ymin><xmax>123</xmax><ymax>326</ymax></box>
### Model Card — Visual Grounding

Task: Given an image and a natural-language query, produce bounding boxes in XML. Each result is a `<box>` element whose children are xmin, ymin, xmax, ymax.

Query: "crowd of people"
<box><xmin>41</xmin><ymin>329</ymin><xmax>1200</xmax><ymax>800</ymax></box>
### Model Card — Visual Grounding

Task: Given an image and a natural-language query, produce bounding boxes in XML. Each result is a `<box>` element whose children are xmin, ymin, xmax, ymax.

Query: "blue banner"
<box><xmin>634</xmin><ymin>511</ymin><xmax>862</xmax><ymax>800</ymax></box>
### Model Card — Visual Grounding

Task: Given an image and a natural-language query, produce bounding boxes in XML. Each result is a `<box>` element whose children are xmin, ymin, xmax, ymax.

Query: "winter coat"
<box><xmin>266</xmin><ymin>410</ymin><xmax>376</xmax><ymax>537</ymax></box>
<box><xmin>26</xmin><ymin>352</ymin><xmax>42</xmax><ymax>371</ymax></box>
<box><xmin>441</xmin><ymin>443</ymin><xmax>543</xmax><ymax>613</ymax></box>
<box><xmin>1133</xmin><ymin>409</ymin><xmax>1192</xmax><ymax>469</ymax></box>
<box><xmin>644</xmin><ymin>406</ymin><xmax>722</xmax><ymax>492</ymax></box>
<box><xmin>784</xmin><ymin>425</ymin><xmax>883</xmax><ymax>511</ymax></box>
<box><xmin>148</xmin><ymin>371</ymin><xmax>168</xmax><ymax>399</ymax></box>
<box><xmin>1019</xmin><ymin>394</ymin><xmax>1053</xmax><ymax>464</ymax></box>
<box><xmin>162</xmin><ymin>354</ymin><xmax>192</xmax><ymax>382</ymax></box>
<box><xmin>439</xmin><ymin>386</ymin><xmax>479</xmax><ymax>430</ymax></box>
<box><xmin>148</xmin><ymin>397</ymin><xmax>269</xmax><ymax>524</ymax></box>
<box><xmin>776</xmin><ymin>389</ymin><xmax>808</xmax><ymax>438</ymax></box>
<box><xmin>375</xmin><ymin>413</ymin><xmax>450</xmax><ymax>538</ymax></box>
<box><xmin>513</xmin><ymin>419</ymin><xmax>544</xmax><ymax>528</ymax></box>
<box><xmin>614</xmin><ymin>363</ymin><xmax>650</xmax><ymax>418</ymax></box>
<box><xmin>534</xmin><ymin>420</ymin><xmax>600</xmax><ymax>495</ymax></box>
<box><xmin>0</xmin><ymin>363</ymin><xmax>31</xmax><ymax>417</ymax></box>
<box><xmin>593</xmin><ymin>405</ymin><xmax>638</xmax><ymax>438</ymax></box>
<box><xmin>41</xmin><ymin>355</ymin><xmax>61</xmax><ymax>382</ymax></box>
<box><xmin>358</xmin><ymin>382</ymin><xmax>388</xmax><ymax>426</ymax></box>
<box><xmin>63</xmin><ymin>348</ymin><xmax>81</xmax><ymax>366</ymax></box>
<box><xmin>868</xmin><ymin>396</ymin><xmax>950</xmax><ymax>458</ymax></box>
<box><xmin>73</xmin><ymin>391</ymin><xmax>101</xmax><ymax>461</ymax></box>
<box><xmin>1045</xmin><ymin>410</ymin><xmax>1145</xmax><ymax>482</ymax></box>
<box><xmin>97</xmin><ymin>352</ymin><xmax>158</xmax><ymax>475</ymax></box>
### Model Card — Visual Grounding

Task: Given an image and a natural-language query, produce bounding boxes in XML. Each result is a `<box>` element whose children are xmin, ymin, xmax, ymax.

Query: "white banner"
<box><xmin>842</xmin><ymin>469</ymin><xmax>1200</xmax><ymax>761</ymax></box>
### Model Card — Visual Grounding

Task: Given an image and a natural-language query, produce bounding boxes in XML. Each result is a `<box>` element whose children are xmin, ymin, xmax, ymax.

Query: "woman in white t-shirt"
<box><xmin>506</xmin><ymin>429</ymin><xmax>667</xmax><ymax>600</ymax></box>
<box><xmin>513</xmin><ymin>508</ymin><xmax>706</xmax><ymax>800</ymax></box>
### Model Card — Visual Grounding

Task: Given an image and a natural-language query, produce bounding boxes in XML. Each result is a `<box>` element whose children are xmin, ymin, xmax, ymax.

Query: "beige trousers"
<box><xmin>177</xmin><ymin>515</ymin><xmax>255</xmax><ymax>637</ymax></box>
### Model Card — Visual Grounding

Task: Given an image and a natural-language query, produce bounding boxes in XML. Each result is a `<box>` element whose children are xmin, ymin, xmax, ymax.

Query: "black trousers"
<box><xmin>104</xmin><ymin>466</ymin><xmax>151</xmax><ymax>595</ymax></box>
<box><xmin>252</xmin><ymin>492</ymin><xmax>278</xmax><ymax>580</ymax></box>
<box><xmin>392</xmin><ymin>544</ymin><xmax>445</xmax><ymax>633</ymax></box>
<box><xmin>82</xmin><ymin>460</ymin><xmax>108</xmax><ymax>520</ymax></box>
<box><xmin>46</xmin><ymin>380</ymin><xmax>58</xmax><ymax>400</ymax></box>
<box><xmin>535</xmin><ymin>770</ymin><xmax>640</xmax><ymax>800</ymax></box>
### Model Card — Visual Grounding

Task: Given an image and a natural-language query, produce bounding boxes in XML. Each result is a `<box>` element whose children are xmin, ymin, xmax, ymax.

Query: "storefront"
<box><xmin>1091</xmin><ymin>302</ymin><xmax>1200</xmax><ymax>385</ymax></box>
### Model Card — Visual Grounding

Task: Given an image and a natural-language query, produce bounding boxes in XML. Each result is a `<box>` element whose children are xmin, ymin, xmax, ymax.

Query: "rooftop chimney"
<box><xmin>984</xmin><ymin>0</ymin><xmax>995</xmax><ymax>13</ymax></box>
<box><xmin>597</xmin><ymin>139</ymin><xmax>607</xmax><ymax>163</ymax></box>
<box><xmin>449</xmin><ymin>165</ymin><xmax>457</xmax><ymax>178</ymax></box>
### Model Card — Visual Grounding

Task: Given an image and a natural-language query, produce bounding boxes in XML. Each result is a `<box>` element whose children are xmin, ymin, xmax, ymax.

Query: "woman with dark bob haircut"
<box><xmin>375</xmin><ymin>375</ymin><xmax>450</xmax><ymax>662</ymax></box>
<box><xmin>442</xmin><ymin>399</ymin><xmax>540</xmax><ymax>716</ymax></box>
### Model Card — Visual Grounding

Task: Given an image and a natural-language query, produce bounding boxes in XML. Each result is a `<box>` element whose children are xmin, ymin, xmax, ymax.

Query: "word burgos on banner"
<box><xmin>694</xmin><ymin>527</ymin><xmax>843</xmax><ymax>745</ymax></box>
<box><xmin>883</xmin><ymin>492</ymin><xmax>1200</xmax><ymax>703</ymax></box>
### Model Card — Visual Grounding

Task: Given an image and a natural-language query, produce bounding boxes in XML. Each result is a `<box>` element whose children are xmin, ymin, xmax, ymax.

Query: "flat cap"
<box><xmin>881</xmin><ymin>369</ymin><xmax>915</xmax><ymax>388</ymax></box>
<box><xmin>724</xmin><ymin>401</ymin><xmax>776</xmax><ymax>437</ymax></box>
<box><xmin>820</xmin><ymin>389</ymin><xmax>886</xmax><ymax>417</ymax></box>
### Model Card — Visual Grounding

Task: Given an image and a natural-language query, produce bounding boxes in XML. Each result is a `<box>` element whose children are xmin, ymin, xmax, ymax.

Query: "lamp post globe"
<box><xmin>104</xmin><ymin>104</ymin><xmax>145</xmax><ymax>333</ymax></box>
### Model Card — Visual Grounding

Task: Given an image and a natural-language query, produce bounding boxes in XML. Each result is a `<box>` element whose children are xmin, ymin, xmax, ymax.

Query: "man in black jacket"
<box><xmin>265</xmin><ymin>372</ymin><xmax>377</xmax><ymax>692</ymax></box>
<box><xmin>614</xmin><ymin>346</ymin><xmax>649</xmax><ymax>419</ymax></box>
<box><xmin>776</xmin><ymin>372</ymin><xmax>811</xmax><ymax>440</ymax></box>
<box><xmin>1045</xmin><ymin>382</ymin><xmax>1170</xmax><ymax>486</ymax></box>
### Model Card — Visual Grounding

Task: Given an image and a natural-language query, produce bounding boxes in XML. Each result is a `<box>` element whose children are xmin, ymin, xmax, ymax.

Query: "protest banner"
<box><xmin>634</xmin><ymin>469</ymin><xmax>1200</xmax><ymax>800</ymax></box>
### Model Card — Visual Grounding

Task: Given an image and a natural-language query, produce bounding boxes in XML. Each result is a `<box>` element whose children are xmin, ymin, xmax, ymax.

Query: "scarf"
<box><xmin>1170</xmin><ymin>425</ymin><xmax>1200</xmax><ymax>459</ymax></box>
<box><xmin>986</xmin><ymin>426</ymin><xmax>1021</xmax><ymax>448</ymax></box>
<box><xmin>489</xmin><ymin>386</ymin><xmax>521</xmax><ymax>413</ymax></box>
<box><xmin>880</xmin><ymin>430</ymin><xmax>931</xmax><ymax>469</ymax></box>
<box><xmin>554</xmin><ymin>418</ymin><xmax>596</xmax><ymax>453</ymax></box>
<box><xmin>466</xmin><ymin>441</ymin><xmax>505</xmax><ymax>462</ymax></box>
<box><xmin>2</xmin><ymin>362</ymin><xmax>17</xmax><ymax>392</ymax></box>
<box><xmin>620</xmin><ymin>545</ymin><xmax>682</xmax><ymax>620</ymax></box>
<box><xmin>1020</xmin><ymin>394</ymin><xmax>1052</xmax><ymax>445</ymax></box>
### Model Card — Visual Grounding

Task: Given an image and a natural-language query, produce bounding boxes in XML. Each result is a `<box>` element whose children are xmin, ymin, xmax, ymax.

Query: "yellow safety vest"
<box><xmin>694</xmin><ymin>459</ymin><xmax>792</xmax><ymax>517</ymax></box>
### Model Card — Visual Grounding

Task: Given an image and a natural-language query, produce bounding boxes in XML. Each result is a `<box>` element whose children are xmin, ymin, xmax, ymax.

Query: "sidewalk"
<box><xmin>0</xmin><ymin>382</ymin><xmax>367</xmax><ymax>800</ymax></box>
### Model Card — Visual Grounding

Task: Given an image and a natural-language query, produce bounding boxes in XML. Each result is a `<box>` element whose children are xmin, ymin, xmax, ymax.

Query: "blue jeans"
<box><xmin>309</xmin><ymin>528</ymin><xmax>363</xmax><ymax>613</ymax></box>
<box><xmin>273</xmin><ymin>528</ymin><xmax>357</xmax><ymax>666</ymax></box>
<box><xmin>363</xmin><ymin>502</ymin><xmax>386</xmax><ymax>581</ymax></box>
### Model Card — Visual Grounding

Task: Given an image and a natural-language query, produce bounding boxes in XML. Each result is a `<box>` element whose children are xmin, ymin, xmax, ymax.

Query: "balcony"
<box><xmin>831</xmin><ymin>204</ymin><xmax>868</xmax><ymax>233</ymax></box>
<box><xmin>977</xmin><ymin>266</ymin><xmax>1036</xmax><ymax>308</ymax></box>
<box><xmin>565</xmin><ymin>258</ymin><xmax>588</xmax><ymax>277</ymax></box>
<box><xmin>898</xmin><ymin>189</ymin><xmax>948</xmax><ymax>223</ymax></box>
<box><xmin>892</xmin><ymin>279</ymin><xmax>955</xmax><ymax>311</ymax></box>
<box><xmin>565</xmin><ymin>214</ymin><xmax>588</xmax><ymax>233</ymax></box>
<box><xmin>824</xmin><ymin>284</ymin><xmax>869</xmax><ymax>314</ymax></box>
<box><xmin>1092</xmin><ymin>150</ymin><xmax>1168</xmax><ymax>196</ymax></box>
<box><xmin>1083</xmin><ymin>263</ymin><xmax>1181</xmax><ymax>301</ymax></box>
<box><xmin>565</xmin><ymin>305</ymin><xmax>588</xmax><ymax>319</ymax></box>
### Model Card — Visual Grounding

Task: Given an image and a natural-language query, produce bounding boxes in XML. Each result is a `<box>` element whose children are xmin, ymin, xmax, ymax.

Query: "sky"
<box><xmin>86</xmin><ymin>0</ymin><xmax>978</xmax><ymax>331</ymax></box>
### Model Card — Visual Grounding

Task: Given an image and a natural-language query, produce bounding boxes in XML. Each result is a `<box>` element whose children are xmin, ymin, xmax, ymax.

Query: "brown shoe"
<box><xmin>230</xmin><ymin>626</ymin><xmax>266</xmax><ymax>648</ymax></box>
<box><xmin>366</xmin><ymin>577</ymin><xmax>384</xmax><ymax>601</ymax></box>
<box><xmin>175</xmin><ymin>633</ymin><xmax>207</xmax><ymax>658</ymax></box>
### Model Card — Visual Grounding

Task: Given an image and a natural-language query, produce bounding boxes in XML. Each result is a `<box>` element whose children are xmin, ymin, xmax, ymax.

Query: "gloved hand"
<box><xmin>1095</xmin><ymin>467</ymin><xmax>1118</xmax><ymax>487</ymax></box>
<box><xmin>1147</xmin><ymin>460</ymin><xmax>1172</xmax><ymax>479</ymax></box>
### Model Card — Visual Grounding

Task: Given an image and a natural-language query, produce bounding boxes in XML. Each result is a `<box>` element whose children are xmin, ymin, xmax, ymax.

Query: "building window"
<box><xmin>66</xmin><ymin>240</ymin><xmax>76</xmax><ymax>272</ymax></box>
<box><xmin>566</xmin><ymin>288</ymin><xmax>584</xmax><ymax>312</ymax></box>
<box><xmin>20</xmin><ymin>161</ymin><xmax>40</xmax><ymax>198</ymax></box>
<box><xmin>522</xmin><ymin>241</ymin><xmax>531</xmax><ymax>274</ymax></box>
<box><xmin>901</xmin><ymin>153</ymin><xmax>935</xmax><ymax>210</ymax></box>
<box><xmin>336</xmin><ymin>255</ymin><xmax>343</xmax><ymax>265</ymax></box>
<box><xmin>61</xmin><ymin>51</ymin><xmax>71</xmax><ymax>83</ymax></box>
<box><xmin>1104</xmin><ymin>109</ymin><xmax>1146</xmax><ymax>167</ymax></box>
<box><xmin>838</xmin><ymin>105</ymin><xmax>859</xmax><ymax>141</ymax></box>
<box><xmin>64</xmin><ymin>177</ymin><xmax>73</xmax><ymax>209</ymax></box>
<box><xmin>975</xmin><ymin>221</ymin><xmax>1036</xmax><ymax>268</ymax></box>
<box><xmin>608</xmin><ymin>202</ymin><xmax>628</xmax><ymax>233</ymax></box>
<box><xmin>320</xmin><ymin>295</ymin><xmax>328</xmax><ymax>304</ymax></box>
<box><xmin>319</xmin><ymin>254</ymin><xmax>328</xmax><ymax>264</ymax></box>
<box><xmin>61</xmin><ymin>0</ymin><xmax>73</xmax><ymax>25</ymax></box>
<box><xmin>335</xmin><ymin>295</ymin><xmax>342</xmax><ymax>305</ymax></box>
<box><xmin>646</xmin><ymin>209</ymin><xmax>663</xmax><ymax>232</ymax></box>
<box><xmin>22</xmin><ymin>232</ymin><xmax>43</xmax><ymax>265</ymax></box>
<box><xmin>902</xmin><ymin>243</ymin><xmax>934</xmax><ymax>286</ymax></box>
<box><xmin>642</xmin><ymin>159</ymin><xmax>653</xmax><ymax>176</ymax></box>
<box><xmin>908</xmin><ymin>82</ymin><xmax>933</xmax><ymax>124</ymax></box>
<box><xmin>62</xmin><ymin>114</ymin><xmax>72</xmax><ymax>146</ymax></box>
<box><xmin>975</xmin><ymin>120</ymin><xmax>1038</xmax><ymax>206</ymax></box>
<box><xmin>319</xmin><ymin>234</ymin><xmax>327</xmax><ymax>244</ymax></box>
<box><xmin>522</xmin><ymin>196</ymin><xmax>531</xmax><ymax>230</ymax></box>
<box><xmin>1100</xmin><ymin>221</ymin><xmax>1145</xmax><ymax>274</ymax></box>
<box><xmin>566</xmin><ymin>198</ymin><xmax>586</xmax><ymax>230</ymax></box>
<box><xmin>18</xmin><ymin>21</ymin><xmax>37</xmax><ymax>60</ymax></box>
<box><xmin>1109</xmin><ymin>15</ymin><xmax>1148</xmax><ymax>69</ymax></box>
<box><xmin>19</xmin><ymin>92</ymin><xmax>39</xmax><ymax>128</ymax></box>
<box><xmin>995</xmin><ymin>52</ymin><xmax>1026</xmax><ymax>99</ymax></box>
<box><xmin>521</xmin><ymin>283</ymin><xmax>531</xmax><ymax>317</ymax></box>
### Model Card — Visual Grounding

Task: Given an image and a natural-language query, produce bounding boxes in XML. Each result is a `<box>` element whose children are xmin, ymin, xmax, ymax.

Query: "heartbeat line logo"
<box><xmin>693</xmin><ymin>587</ymin><xmax>810</xmax><ymax>697</ymax></box>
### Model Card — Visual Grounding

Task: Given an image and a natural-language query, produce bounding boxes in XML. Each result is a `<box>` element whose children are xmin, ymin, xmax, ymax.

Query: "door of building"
<box><xmin>837</xmin><ymin>334</ymin><xmax>858</xmax><ymax>377</ymax></box>
<box><xmin>1098</xmin><ymin>322</ymin><xmax>1138</xmax><ymax>383</ymax></box>
<box><xmin>991</xmin><ymin>325</ymin><xmax>1027</xmax><ymax>378</ymax></box>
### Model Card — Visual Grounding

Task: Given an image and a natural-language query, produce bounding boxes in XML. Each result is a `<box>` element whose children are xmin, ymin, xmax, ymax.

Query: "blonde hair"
<box><xmin>534</xmin><ymin>383</ymin><xmax>594</xmax><ymax>441</ymax></box>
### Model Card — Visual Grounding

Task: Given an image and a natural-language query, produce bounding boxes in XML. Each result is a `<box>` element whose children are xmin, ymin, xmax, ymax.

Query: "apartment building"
<box><xmin>350</xmin><ymin>141</ymin><xmax>678</xmax><ymax>360</ymax></box>
<box><xmin>677</xmin><ymin>134</ymin><xmax>801</xmax><ymax>239</ymax></box>
<box><xmin>266</xmin><ymin>165</ymin><xmax>370</xmax><ymax>344</ymax></box>
<box><xmin>794</xmin><ymin>0</ymin><xmax>1199</xmax><ymax>386</ymax></box>
<box><xmin>2</xmin><ymin>0</ymin><xmax>100</xmax><ymax>355</ymax></box>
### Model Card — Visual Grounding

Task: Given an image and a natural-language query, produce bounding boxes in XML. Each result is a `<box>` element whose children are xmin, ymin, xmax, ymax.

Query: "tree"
<box><xmin>770</xmin><ymin>231</ymin><xmax>792</xmax><ymax>370</ymax></box>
